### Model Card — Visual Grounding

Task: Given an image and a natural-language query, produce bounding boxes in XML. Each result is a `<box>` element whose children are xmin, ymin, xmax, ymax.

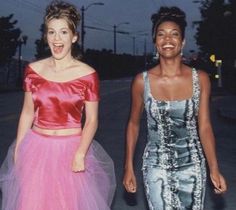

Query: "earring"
<box><xmin>180</xmin><ymin>49</ymin><xmax>183</xmax><ymax>56</ymax></box>
<box><xmin>155</xmin><ymin>50</ymin><xmax>159</xmax><ymax>59</ymax></box>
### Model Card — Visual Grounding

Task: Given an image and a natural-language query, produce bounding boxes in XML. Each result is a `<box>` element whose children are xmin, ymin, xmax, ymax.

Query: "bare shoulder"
<box><xmin>196</xmin><ymin>69</ymin><xmax>211</xmax><ymax>95</ymax></box>
<box><xmin>133</xmin><ymin>72</ymin><xmax>144</xmax><ymax>86</ymax></box>
<box><xmin>197</xmin><ymin>70</ymin><xmax>210</xmax><ymax>84</ymax></box>
<box><xmin>76</xmin><ymin>61</ymin><xmax>96</xmax><ymax>75</ymax></box>
<box><xmin>28</xmin><ymin>58</ymin><xmax>50</xmax><ymax>73</ymax></box>
<box><xmin>131</xmin><ymin>72</ymin><xmax>145</xmax><ymax>95</ymax></box>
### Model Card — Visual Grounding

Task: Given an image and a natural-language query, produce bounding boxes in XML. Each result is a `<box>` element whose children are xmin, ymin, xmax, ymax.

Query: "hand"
<box><xmin>123</xmin><ymin>168</ymin><xmax>137</xmax><ymax>193</ymax></box>
<box><xmin>210</xmin><ymin>171</ymin><xmax>227</xmax><ymax>194</ymax></box>
<box><xmin>72</xmin><ymin>153</ymin><xmax>85</xmax><ymax>173</ymax></box>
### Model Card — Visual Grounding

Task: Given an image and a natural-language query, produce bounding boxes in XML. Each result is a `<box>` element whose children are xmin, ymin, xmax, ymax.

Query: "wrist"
<box><xmin>209</xmin><ymin>165</ymin><xmax>219</xmax><ymax>173</ymax></box>
<box><xmin>75</xmin><ymin>152</ymin><xmax>86</xmax><ymax>158</ymax></box>
<box><xmin>124</xmin><ymin>163</ymin><xmax>134</xmax><ymax>171</ymax></box>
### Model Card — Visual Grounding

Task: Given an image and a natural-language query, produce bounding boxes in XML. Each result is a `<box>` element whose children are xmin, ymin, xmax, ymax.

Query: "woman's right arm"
<box><xmin>123</xmin><ymin>73</ymin><xmax>144</xmax><ymax>193</ymax></box>
<box><xmin>14</xmin><ymin>92</ymin><xmax>34</xmax><ymax>161</ymax></box>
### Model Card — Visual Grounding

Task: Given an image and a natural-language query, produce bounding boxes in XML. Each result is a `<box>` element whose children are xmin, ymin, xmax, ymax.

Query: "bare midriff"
<box><xmin>32</xmin><ymin>125</ymin><xmax>82</xmax><ymax>136</ymax></box>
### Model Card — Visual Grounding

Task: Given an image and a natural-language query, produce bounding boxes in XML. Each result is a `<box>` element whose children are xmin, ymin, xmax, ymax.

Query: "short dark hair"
<box><xmin>151</xmin><ymin>6</ymin><xmax>187</xmax><ymax>43</ymax></box>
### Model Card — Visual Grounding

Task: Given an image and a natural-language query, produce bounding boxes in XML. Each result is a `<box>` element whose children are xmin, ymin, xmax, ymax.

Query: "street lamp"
<box><xmin>81</xmin><ymin>2</ymin><xmax>104</xmax><ymax>54</ymax></box>
<box><xmin>113</xmin><ymin>22</ymin><xmax>129</xmax><ymax>54</ymax></box>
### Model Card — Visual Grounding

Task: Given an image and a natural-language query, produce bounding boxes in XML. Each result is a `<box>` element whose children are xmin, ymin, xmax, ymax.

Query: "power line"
<box><xmin>85</xmin><ymin>25</ymin><xmax>130</xmax><ymax>35</ymax></box>
<box><xmin>85</xmin><ymin>15</ymin><xmax>114</xmax><ymax>28</ymax></box>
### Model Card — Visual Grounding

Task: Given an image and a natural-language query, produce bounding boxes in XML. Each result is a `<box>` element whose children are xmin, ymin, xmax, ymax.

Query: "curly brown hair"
<box><xmin>44</xmin><ymin>0</ymin><xmax>80</xmax><ymax>35</ymax></box>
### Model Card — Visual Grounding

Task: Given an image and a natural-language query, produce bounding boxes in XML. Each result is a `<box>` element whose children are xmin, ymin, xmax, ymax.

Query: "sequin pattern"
<box><xmin>142</xmin><ymin>69</ymin><xmax>206</xmax><ymax>210</ymax></box>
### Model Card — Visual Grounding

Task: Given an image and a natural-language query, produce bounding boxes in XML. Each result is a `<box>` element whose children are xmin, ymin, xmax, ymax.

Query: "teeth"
<box><xmin>163</xmin><ymin>44</ymin><xmax>174</xmax><ymax>48</ymax></box>
<box><xmin>53</xmin><ymin>43</ymin><xmax>63</xmax><ymax>47</ymax></box>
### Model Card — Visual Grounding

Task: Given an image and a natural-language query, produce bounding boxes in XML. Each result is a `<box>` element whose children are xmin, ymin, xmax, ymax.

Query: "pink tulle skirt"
<box><xmin>0</xmin><ymin>130</ymin><xmax>116</xmax><ymax>210</ymax></box>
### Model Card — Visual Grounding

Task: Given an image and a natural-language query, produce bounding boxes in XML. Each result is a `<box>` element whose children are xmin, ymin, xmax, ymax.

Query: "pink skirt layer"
<box><xmin>0</xmin><ymin>130</ymin><xmax>116</xmax><ymax>210</ymax></box>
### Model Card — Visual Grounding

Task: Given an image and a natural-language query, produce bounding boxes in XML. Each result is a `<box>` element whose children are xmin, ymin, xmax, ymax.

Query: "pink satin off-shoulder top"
<box><xmin>23</xmin><ymin>66</ymin><xmax>100</xmax><ymax>129</ymax></box>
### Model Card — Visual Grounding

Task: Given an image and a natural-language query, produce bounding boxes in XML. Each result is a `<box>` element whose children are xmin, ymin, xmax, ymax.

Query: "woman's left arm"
<box><xmin>72</xmin><ymin>101</ymin><xmax>98</xmax><ymax>172</ymax></box>
<box><xmin>198</xmin><ymin>70</ymin><xmax>227</xmax><ymax>194</ymax></box>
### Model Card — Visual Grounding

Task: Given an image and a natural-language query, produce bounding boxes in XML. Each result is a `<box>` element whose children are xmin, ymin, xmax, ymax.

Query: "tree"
<box><xmin>0</xmin><ymin>14</ymin><xmax>21</xmax><ymax>64</ymax></box>
<box><xmin>194</xmin><ymin>0</ymin><xmax>236</xmax><ymax>92</ymax></box>
<box><xmin>34</xmin><ymin>24</ymin><xmax>51</xmax><ymax>59</ymax></box>
<box><xmin>195</xmin><ymin>0</ymin><xmax>236</xmax><ymax>60</ymax></box>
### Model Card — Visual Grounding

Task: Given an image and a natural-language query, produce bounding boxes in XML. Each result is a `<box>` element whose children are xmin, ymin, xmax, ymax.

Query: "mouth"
<box><xmin>52</xmin><ymin>43</ymin><xmax>64</xmax><ymax>54</ymax></box>
<box><xmin>162</xmin><ymin>44</ymin><xmax>175</xmax><ymax>50</ymax></box>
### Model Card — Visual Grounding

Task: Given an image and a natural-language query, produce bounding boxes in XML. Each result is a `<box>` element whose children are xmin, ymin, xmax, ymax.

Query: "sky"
<box><xmin>0</xmin><ymin>0</ymin><xmax>201</xmax><ymax>61</ymax></box>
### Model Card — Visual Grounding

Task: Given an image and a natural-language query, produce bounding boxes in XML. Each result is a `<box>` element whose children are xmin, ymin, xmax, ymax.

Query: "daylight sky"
<box><xmin>0</xmin><ymin>0</ymin><xmax>201</xmax><ymax>61</ymax></box>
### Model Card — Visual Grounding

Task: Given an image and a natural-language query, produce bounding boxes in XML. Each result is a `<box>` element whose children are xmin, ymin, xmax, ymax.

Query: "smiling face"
<box><xmin>46</xmin><ymin>18</ymin><xmax>77</xmax><ymax>60</ymax></box>
<box><xmin>155</xmin><ymin>21</ymin><xmax>184</xmax><ymax>59</ymax></box>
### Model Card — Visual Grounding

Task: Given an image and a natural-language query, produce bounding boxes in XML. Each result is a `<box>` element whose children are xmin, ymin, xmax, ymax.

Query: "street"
<box><xmin>0</xmin><ymin>79</ymin><xmax>236</xmax><ymax>210</ymax></box>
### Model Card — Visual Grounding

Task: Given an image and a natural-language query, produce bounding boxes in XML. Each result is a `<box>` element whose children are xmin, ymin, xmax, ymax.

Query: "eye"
<box><xmin>171</xmin><ymin>31</ymin><xmax>180</xmax><ymax>37</ymax></box>
<box><xmin>157</xmin><ymin>31</ymin><xmax>165</xmax><ymax>36</ymax></box>
<box><xmin>62</xmin><ymin>30</ymin><xmax>68</xmax><ymax>35</ymax></box>
<box><xmin>47</xmin><ymin>30</ymin><xmax>54</xmax><ymax>35</ymax></box>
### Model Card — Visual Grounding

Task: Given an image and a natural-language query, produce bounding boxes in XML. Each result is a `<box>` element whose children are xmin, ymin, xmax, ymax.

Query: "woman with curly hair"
<box><xmin>0</xmin><ymin>1</ymin><xmax>116</xmax><ymax>209</ymax></box>
<box><xmin>123</xmin><ymin>6</ymin><xmax>227</xmax><ymax>210</ymax></box>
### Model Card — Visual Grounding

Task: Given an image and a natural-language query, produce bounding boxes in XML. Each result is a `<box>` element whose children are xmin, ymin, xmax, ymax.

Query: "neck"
<box><xmin>50</xmin><ymin>55</ymin><xmax>75</xmax><ymax>72</ymax></box>
<box><xmin>159</xmin><ymin>57</ymin><xmax>183</xmax><ymax>76</ymax></box>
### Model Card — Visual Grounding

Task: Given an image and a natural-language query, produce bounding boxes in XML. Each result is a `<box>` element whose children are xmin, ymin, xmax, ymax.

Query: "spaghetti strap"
<box><xmin>142</xmin><ymin>71</ymin><xmax>150</xmax><ymax>101</ymax></box>
<box><xmin>192</xmin><ymin>68</ymin><xmax>200</xmax><ymax>113</ymax></box>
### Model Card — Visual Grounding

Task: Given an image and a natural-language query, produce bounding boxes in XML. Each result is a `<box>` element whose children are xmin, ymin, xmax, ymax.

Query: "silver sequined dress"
<box><xmin>142</xmin><ymin>69</ymin><xmax>206</xmax><ymax>210</ymax></box>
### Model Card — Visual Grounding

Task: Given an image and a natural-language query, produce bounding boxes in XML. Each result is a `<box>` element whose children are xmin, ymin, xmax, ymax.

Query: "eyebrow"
<box><xmin>157</xmin><ymin>28</ymin><xmax>180</xmax><ymax>32</ymax></box>
<box><xmin>47</xmin><ymin>27</ymin><xmax>70</xmax><ymax>30</ymax></box>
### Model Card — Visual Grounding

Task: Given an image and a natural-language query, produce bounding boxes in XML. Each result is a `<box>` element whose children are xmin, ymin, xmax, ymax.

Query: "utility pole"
<box><xmin>113</xmin><ymin>22</ymin><xmax>129</xmax><ymax>54</ymax></box>
<box><xmin>132</xmin><ymin>36</ymin><xmax>136</xmax><ymax>56</ymax></box>
<box><xmin>80</xmin><ymin>3</ymin><xmax>104</xmax><ymax>55</ymax></box>
<box><xmin>113</xmin><ymin>25</ymin><xmax>117</xmax><ymax>54</ymax></box>
<box><xmin>17</xmin><ymin>35</ymin><xmax>27</xmax><ymax>86</ymax></box>
<box><xmin>81</xmin><ymin>6</ymin><xmax>85</xmax><ymax>55</ymax></box>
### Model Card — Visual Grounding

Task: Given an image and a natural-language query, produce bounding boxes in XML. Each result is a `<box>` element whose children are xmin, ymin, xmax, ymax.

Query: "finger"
<box><xmin>214</xmin><ymin>184</ymin><xmax>221</xmax><ymax>191</ymax></box>
<box><xmin>220</xmin><ymin>178</ymin><xmax>227</xmax><ymax>192</ymax></box>
<box><xmin>124</xmin><ymin>181</ymin><xmax>136</xmax><ymax>193</ymax></box>
<box><xmin>128</xmin><ymin>182</ymin><xmax>137</xmax><ymax>193</ymax></box>
<box><xmin>72</xmin><ymin>164</ymin><xmax>85</xmax><ymax>172</ymax></box>
<box><xmin>214</xmin><ymin>185</ymin><xmax>225</xmax><ymax>194</ymax></box>
<box><xmin>214</xmin><ymin>189</ymin><xmax>222</xmax><ymax>194</ymax></box>
<box><xmin>72</xmin><ymin>168</ymin><xmax>85</xmax><ymax>173</ymax></box>
<box><xmin>212</xmin><ymin>179</ymin><xmax>221</xmax><ymax>190</ymax></box>
<box><xmin>130</xmin><ymin>186</ymin><xmax>136</xmax><ymax>193</ymax></box>
<box><xmin>124</xmin><ymin>181</ymin><xmax>132</xmax><ymax>192</ymax></box>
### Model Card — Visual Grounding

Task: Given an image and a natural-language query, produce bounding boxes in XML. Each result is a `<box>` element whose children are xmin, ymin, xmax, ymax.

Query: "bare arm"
<box><xmin>123</xmin><ymin>74</ymin><xmax>144</xmax><ymax>193</ymax></box>
<box><xmin>198</xmin><ymin>70</ymin><xmax>227</xmax><ymax>193</ymax></box>
<box><xmin>72</xmin><ymin>101</ymin><xmax>98</xmax><ymax>172</ymax></box>
<box><xmin>15</xmin><ymin>92</ymin><xmax>34</xmax><ymax>161</ymax></box>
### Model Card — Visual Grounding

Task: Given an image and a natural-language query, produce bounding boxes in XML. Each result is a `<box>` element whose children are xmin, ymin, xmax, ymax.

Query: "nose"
<box><xmin>54</xmin><ymin>32</ymin><xmax>61</xmax><ymax>40</ymax></box>
<box><xmin>164</xmin><ymin>34</ymin><xmax>171</xmax><ymax>41</ymax></box>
